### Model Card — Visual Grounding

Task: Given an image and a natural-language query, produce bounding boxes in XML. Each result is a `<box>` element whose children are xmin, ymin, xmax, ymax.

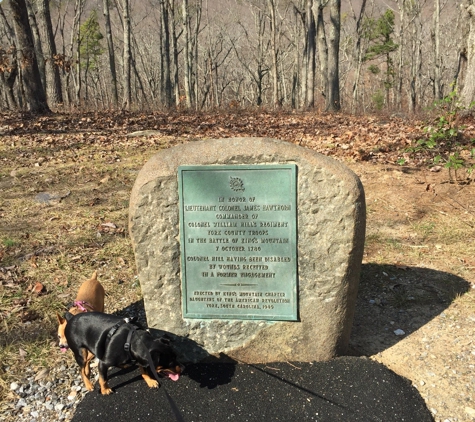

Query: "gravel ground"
<box><xmin>7</xmin><ymin>362</ymin><xmax>93</xmax><ymax>422</ymax></box>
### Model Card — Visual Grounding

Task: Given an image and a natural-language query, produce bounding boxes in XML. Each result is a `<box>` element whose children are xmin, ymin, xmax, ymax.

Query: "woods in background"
<box><xmin>0</xmin><ymin>0</ymin><xmax>474</xmax><ymax>113</ymax></box>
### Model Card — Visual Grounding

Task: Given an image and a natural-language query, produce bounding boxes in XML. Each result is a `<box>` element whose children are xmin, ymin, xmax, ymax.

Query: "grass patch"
<box><xmin>1</xmin><ymin>238</ymin><xmax>17</xmax><ymax>248</ymax></box>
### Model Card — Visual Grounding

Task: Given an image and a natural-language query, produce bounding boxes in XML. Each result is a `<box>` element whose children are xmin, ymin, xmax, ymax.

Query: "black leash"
<box><xmin>128</xmin><ymin>327</ymin><xmax>185</xmax><ymax>422</ymax></box>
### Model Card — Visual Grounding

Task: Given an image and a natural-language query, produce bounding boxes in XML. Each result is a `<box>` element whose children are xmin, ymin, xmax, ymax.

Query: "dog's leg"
<box><xmin>79</xmin><ymin>348</ymin><xmax>94</xmax><ymax>391</ymax></box>
<box><xmin>83</xmin><ymin>350</ymin><xmax>95</xmax><ymax>379</ymax></box>
<box><xmin>140</xmin><ymin>366</ymin><xmax>159</xmax><ymax>388</ymax></box>
<box><xmin>98</xmin><ymin>361</ymin><xmax>113</xmax><ymax>395</ymax></box>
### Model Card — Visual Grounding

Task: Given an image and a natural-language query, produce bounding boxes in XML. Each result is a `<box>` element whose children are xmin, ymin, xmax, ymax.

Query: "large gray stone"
<box><xmin>129</xmin><ymin>137</ymin><xmax>365</xmax><ymax>363</ymax></box>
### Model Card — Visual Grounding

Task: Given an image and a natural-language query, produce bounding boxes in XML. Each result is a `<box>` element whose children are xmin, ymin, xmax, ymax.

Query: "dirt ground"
<box><xmin>348</xmin><ymin>162</ymin><xmax>475</xmax><ymax>422</ymax></box>
<box><xmin>0</xmin><ymin>111</ymin><xmax>474</xmax><ymax>421</ymax></box>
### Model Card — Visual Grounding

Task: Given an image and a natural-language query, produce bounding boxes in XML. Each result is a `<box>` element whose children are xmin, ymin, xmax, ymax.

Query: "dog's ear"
<box><xmin>65</xmin><ymin>311</ymin><xmax>74</xmax><ymax>321</ymax></box>
<box><xmin>56</xmin><ymin>312</ymin><xmax>65</xmax><ymax>324</ymax></box>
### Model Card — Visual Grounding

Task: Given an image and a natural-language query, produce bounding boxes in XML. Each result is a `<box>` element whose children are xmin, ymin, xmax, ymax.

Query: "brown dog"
<box><xmin>56</xmin><ymin>271</ymin><xmax>105</xmax><ymax>352</ymax></box>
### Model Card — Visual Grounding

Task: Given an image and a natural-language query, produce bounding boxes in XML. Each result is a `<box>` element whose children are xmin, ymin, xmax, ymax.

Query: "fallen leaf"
<box><xmin>34</xmin><ymin>368</ymin><xmax>49</xmax><ymax>381</ymax></box>
<box><xmin>32</xmin><ymin>282</ymin><xmax>45</xmax><ymax>294</ymax></box>
<box><xmin>29</xmin><ymin>256</ymin><xmax>37</xmax><ymax>268</ymax></box>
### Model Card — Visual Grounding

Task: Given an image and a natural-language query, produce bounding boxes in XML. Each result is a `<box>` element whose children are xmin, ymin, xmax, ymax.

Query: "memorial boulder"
<box><xmin>129</xmin><ymin>137</ymin><xmax>365</xmax><ymax>363</ymax></box>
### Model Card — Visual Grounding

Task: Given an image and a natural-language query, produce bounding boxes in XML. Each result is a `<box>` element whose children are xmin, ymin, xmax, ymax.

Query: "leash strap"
<box><xmin>142</xmin><ymin>345</ymin><xmax>185</xmax><ymax>422</ymax></box>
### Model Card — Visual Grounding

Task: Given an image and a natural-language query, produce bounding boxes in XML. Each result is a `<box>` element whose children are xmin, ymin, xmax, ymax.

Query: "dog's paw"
<box><xmin>100</xmin><ymin>387</ymin><xmax>114</xmax><ymax>395</ymax></box>
<box><xmin>84</xmin><ymin>381</ymin><xmax>94</xmax><ymax>391</ymax></box>
<box><xmin>145</xmin><ymin>379</ymin><xmax>160</xmax><ymax>389</ymax></box>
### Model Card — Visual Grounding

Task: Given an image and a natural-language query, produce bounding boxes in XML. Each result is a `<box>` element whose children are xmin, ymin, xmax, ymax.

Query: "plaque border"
<box><xmin>178</xmin><ymin>164</ymin><xmax>298</xmax><ymax>321</ymax></box>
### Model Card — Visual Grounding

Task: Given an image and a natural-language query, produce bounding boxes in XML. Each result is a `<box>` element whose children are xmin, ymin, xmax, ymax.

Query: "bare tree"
<box><xmin>25</xmin><ymin>0</ymin><xmax>46</xmax><ymax>89</ymax></box>
<box><xmin>299</xmin><ymin>0</ymin><xmax>316</xmax><ymax>108</ymax></box>
<box><xmin>267</xmin><ymin>0</ymin><xmax>280</xmax><ymax>107</ymax></box>
<box><xmin>349</xmin><ymin>0</ymin><xmax>367</xmax><ymax>112</ymax></box>
<box><xmin>122</xmin><ymin>0</ymin><xmax>132</xmax><ymax>109</ymax></box>
<box><xmin>103</xmin><ymin>0</ymin><xmax>118</xmax><ymax>107</ymax></box>
<box><xmin>433</xmin><ymin>0</ymin><xmax>442</xmax><ymax>99</ymax></box>
<box><xmin>37</xmin><ymin>0</ymin><xmax>63</xmax><ymax>107</ymax></box>
<box><xmin>231</xmin><ymin>7</ymin><xmax>270</xmax><ymax>107</ymax></box>
<box><xmin>326</xmin><ymin>0</ymin><xmax>340</xmax><ymax>111</ymax></box>
<box><xmin>460</xmin><ymin>0</ymin><xmax>475</xmax><ymax>107</ymax></box>
<box><xmin>70</xmin><ymin>0</ymin><xmax>85</xmax><ymax>106</ymax></box>
<box><xmin>0</xmin><ymin>5</ymin><xmax>19</xmax><ymax>109</ymax></box>
<box><xmin>315</xmin><ymin>0</ymin><xmax>328</xmax><ymax>105</ymax></box>
<box><xmin>182</xmin><ymin>0</ymin><xmax>193</xmax><ymax>108</ymax></box>
<box><xmin>161</xmin><ymin>0</ymin><xmax>173</xmax><ymax>107</ymax></box>
<box><xmin>10</xmin><ymin>0</ymin><xmax>49</xmax><ymax>113</ymax></box>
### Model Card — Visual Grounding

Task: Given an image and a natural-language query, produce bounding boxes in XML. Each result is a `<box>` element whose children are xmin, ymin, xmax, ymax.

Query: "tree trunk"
<box><xmin>25</xmin><ymin>0</ymin><xmax>46</xmax><ymax>90</ymax></box>
<box><xmin>10</xmin><ymin>0</ymin><xmax>49</xmax><ymax>113</ymax></box>
<box><xmin>326</xmin><ymin>0</ymin><xmax>340</xmax><ymax>111</ymax></box>
<box><xmin>193</xmin><ymin>2</ymin><xmax>201</xmax><ymax>109</ymax></box>
<box><xmin>315</xmin><ymin>1</ymin><xmax>328</xmax><ymax>105</ymax></box>
<box><xmin>460</xmin><ymin>1</ymin><xmax>475</xmax><ymax>107</ymax></box>
<box><xmin>395</xmin><ymin>0</ymin><xmax>405</xmax><ymax>110</ymax></box>
<box><xmin>433</xmin><ymin>0</ymin><xmax>442</xmax><ymax>99</ymax></box>
<box><xmin>160</xmin><ymin>0</ymin><xmax>172</xmax><ymax>107</ymax></box>
<box><xmin>182</xmin><ymin>0</ymin><xmax>193</xmax><ymax>108</ymax></box>
<box><xmin>37</xmin><ymin>0</ymin><xmax>63</xmax><ymax>107</ymax></box>
<box><xmin>349</xmin><ymin>0</ymin><xmax>366</xmax><ymax>112</ymax></box>
<box><xmin>103</xmin><ymin>0</ymin><xmax>118</xmax><ymax>107</ymax></box>
<box><xmin>267</xmin><ymin>0</ymin><xmax>280</xmax><ymax>107</ymax></box>
<box><xmin>70</xmin><ymin>0</ymin><xmax>84</xmax><ymax>106</ymax></box>
<box><xmin>170</xmin><ymin>0</ymin><xmax>181</xmax><ymax>107</ymax></box>
<box><xmin>302</xmin><ymin>0</ymin><xmax>316</xmax><ymax>108</ymax></box>
<box><xmin>0</xmin><ymin>5</ymin><xmax>19</xmax><ymax>109</ymax></box>
<box><xmin>122</xmin><ymin>0</ymin><xmax>132</xmax><ymax>109</ymax></box>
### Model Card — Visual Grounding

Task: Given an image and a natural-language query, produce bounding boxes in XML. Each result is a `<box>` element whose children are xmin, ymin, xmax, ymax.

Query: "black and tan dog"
<box><xmin>65</xmin><ymin>312</ymin><xmax>182</xmax><ymax>394</ymax></box>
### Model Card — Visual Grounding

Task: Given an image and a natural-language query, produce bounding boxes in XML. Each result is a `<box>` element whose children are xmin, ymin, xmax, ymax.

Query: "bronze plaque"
<box><xmin>178</xmin><ymin>165</ymin><xmax>298</xmax><ymax>320</ymax></box>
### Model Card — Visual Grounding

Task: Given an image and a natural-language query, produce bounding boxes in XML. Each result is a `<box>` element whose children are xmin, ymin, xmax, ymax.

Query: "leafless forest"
<box><xmin>0</xmin><ymin>0</ymin><xmax>474</xmax><ymax>113</ymax></box>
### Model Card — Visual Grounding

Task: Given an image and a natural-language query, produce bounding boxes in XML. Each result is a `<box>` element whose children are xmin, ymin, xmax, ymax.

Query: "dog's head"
<box><xmin>150</xmin><ymin>336</ymin><xmax>183</xmax><ymax>382</ymax></box>
<box><xmin>56</xmin><ymin>312</ymin><xmax>74</xmax><ymax>352</ymax></box>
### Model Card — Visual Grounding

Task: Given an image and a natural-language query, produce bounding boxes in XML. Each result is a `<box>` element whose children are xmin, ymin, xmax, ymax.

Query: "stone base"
<box><xmin>129</xmin><ymin>137</ymin><xmax>365</xmax><ymax>363</ymax></box>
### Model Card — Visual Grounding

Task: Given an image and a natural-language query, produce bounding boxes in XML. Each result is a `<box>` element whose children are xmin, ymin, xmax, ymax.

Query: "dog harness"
<box><xmin>106</xmin><ymin>318</ymin><xmax>134</xmax><ymax>348</ymax></box>
<box><xmin>73</xmin><ymin>300</ymin><xmax>95</xmax><ymax>312</ymax></box>
<box><xmin>105</xmin><ymin>318</ymin><xmax>165</xmax><ymax>385</ymax></box>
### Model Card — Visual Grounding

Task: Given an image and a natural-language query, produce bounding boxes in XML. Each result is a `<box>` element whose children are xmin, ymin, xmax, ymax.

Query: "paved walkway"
<box><xmin>72</xmin><ymin>356</ymin><xmax>432</xmax><ymax>421</ymax></box>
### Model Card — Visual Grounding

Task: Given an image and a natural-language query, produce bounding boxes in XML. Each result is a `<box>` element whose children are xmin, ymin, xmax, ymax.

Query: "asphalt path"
<box><xmin>72</xmin><ymin>356</ymin><xmax>433</xmax><ymax>422</ymax></box>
